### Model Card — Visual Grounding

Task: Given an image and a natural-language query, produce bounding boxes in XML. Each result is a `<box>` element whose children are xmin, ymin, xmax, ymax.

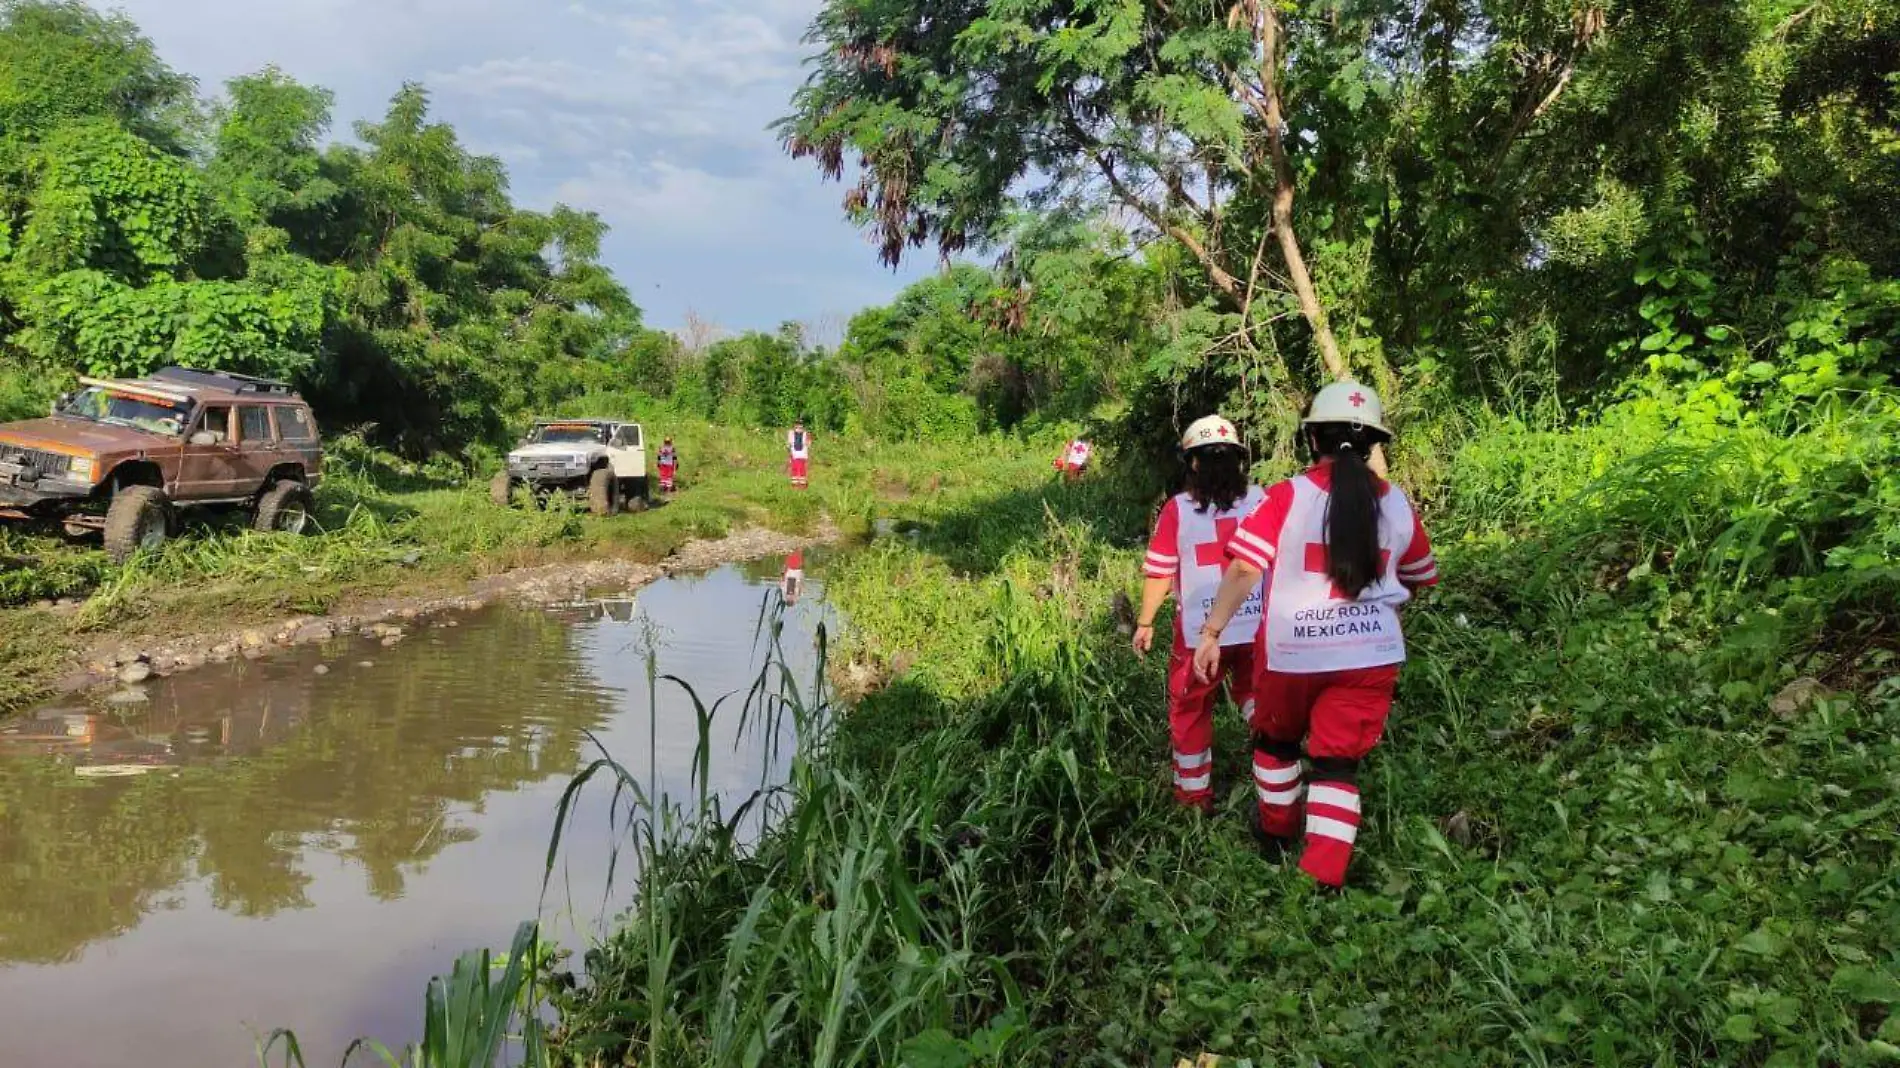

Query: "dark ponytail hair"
<box><xmin>1308</xmin><ymin>424</ymin><xmax>1387</xmax><ymax>598</ymax></box>
<box><xmin>1185</xmin><ymin>444</ymin><xmax>1249</xmax><ymax>514</ymax></box>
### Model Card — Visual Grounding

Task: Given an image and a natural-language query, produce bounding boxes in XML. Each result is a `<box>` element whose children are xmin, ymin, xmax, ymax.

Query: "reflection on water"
<box><xmin>0</xmin><ymin>557</ymin><xmax>827</xmax><ymax>1067</ymax></box>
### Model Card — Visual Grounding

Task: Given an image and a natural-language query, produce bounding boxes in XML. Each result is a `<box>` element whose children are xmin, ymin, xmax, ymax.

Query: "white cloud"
<box><xmin>557</xmin><ymin>162</ymin><xmax>762</xmax><ymax>230</ymax></box>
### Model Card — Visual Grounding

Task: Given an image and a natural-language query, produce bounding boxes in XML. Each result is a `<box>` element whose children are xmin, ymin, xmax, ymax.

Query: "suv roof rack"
<box><xmin>78</xmin><ymin>376</ymin><xmax>195</xmax><ymax>405</ymax></box>
<box><xmin>151</xmin><ymin>366</ymin><xmax>293</xmax><ymax>395</ymax></box>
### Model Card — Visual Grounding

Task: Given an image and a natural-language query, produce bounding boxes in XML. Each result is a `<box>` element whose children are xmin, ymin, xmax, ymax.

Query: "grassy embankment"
<box><xmin>543</xmin><ymin>389</ymin><xmax>1899</xmax><ymax>1066</ymax></box>
<box><xmin>0</xmin><ymin>411</ymin><xmax>1034</xmax><ymax>718</ymax></box>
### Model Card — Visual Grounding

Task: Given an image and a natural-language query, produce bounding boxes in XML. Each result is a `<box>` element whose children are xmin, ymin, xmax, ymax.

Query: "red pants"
<box><xmin>1165</xmin><ymin>638</ymin><xmax>1256</xmax><ymax>809</ymax></box>
<box><xmin>789</xmin><ymin>457</ymin><xmax>809</xmax><ymax>487</ymax></box>
<box><xmin>658</xmin><ymin>463</ymin><xmax>677</xmax><ymax>492</ymax></box>
<box><xmin>1249</xmin><ymin>664</ymin><xmax>1398</xmax><ymax>887</ymax></box>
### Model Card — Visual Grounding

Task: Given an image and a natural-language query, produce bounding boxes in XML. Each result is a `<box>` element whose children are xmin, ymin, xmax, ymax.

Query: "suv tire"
<box><xmin>587</xmin><ymin>466</ymin><xmax>617</xmax><ymax>516</ymax></box>
<box><xmin>254</xmin><ymin>481</ymin><xmax>316</xmax><ymax>534</ymax></box>
<box><xmin>104</xmin><ymin>485</ymin><xmax>170</xmax><ymax>563</ymax></box>
<box><xmin>491</xmin><ymin>471</ymin><xmax>517</xmax><ymax>508</ymax></box>
<box><xmin>623</xmin><ymin>477</ymin><xmax>650</xmax><ymax>513</ymax></box>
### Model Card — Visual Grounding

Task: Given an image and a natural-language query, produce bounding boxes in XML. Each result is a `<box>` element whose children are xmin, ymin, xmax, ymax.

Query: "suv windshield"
<box><xmin>528</xmin><ymin>424</ymin><xmax>607</xmax><ymax>445</ymax></box>
<box><xmin>58</xmin><ymin>387</ymin><xmax>192</xmax><ymax>437</ymax></box>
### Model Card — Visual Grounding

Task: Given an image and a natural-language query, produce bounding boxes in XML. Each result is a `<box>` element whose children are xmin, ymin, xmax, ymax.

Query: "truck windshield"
<box><xmin>529</xmin><ymin>425</ymin><xmax>606</xmax><ymax>445</ymax></box>
<box><xmin>58</xmin><ymin>387</ymin><xmax>192</xmax><ymax>437</ymax></box>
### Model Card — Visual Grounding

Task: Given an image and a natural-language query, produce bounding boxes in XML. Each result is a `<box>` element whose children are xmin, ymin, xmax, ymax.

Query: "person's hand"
<box><xmin>1131</xmin><ymin>624</ymin><xmax>1155</xmax><ymax>655</ymax></box>
<box><xmin>1191</xmin><ymin>633</ymin><xmax>1222</xmax><ymax>681</ymax></box>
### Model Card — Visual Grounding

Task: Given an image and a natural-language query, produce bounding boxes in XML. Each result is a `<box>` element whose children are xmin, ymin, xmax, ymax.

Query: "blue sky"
<box><xmin>109</xmin><ymin>0</ymin><xmax>931</xmax><ymax>336</ymax></box>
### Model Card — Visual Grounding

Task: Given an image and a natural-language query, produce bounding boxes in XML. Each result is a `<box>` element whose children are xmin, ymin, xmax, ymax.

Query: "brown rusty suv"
<box><xmin>0</xmin><ymin>367</ymin><xmax>324</xmax><ymax>562</ymax></box>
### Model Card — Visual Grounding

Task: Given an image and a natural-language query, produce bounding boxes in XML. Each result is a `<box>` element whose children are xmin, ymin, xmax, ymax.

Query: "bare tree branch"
<box><xmin>1081</xmin><ymin>142</ymin><xmax>1244</xmax><ymax>299</ymax></box>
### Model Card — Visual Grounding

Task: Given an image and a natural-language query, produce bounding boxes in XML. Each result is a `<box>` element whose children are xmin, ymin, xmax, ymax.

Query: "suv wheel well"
<box><xmin>263</xmin><ymin>463</ymin><xmax>307</xmax><ymax>489</ymax></box>
<box><xmin>108</xmin><ymin>461</ymin><xmax>164</xmax><ymax>493</ymax></box>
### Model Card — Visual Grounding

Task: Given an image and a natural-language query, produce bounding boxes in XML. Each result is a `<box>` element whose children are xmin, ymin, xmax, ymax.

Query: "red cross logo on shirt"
<box><xmin>1348</xmin><ymin>392</ymin><xmax>1366</xmax><ymax>408</ymax></box>
<box><xmin>1304</xmin><ymin>542</ymin><xmax>1390</xmax><ymax>599</ymax></box>
<box><xmin>1195</xmin><ymin>518</ymin><xmax>1240</xmax><ymax>570</ymax></box>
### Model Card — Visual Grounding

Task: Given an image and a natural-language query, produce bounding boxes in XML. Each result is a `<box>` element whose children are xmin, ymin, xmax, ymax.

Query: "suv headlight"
<box><xmin>67</xmin><ymin>457</ymin><xmax>95</xmax><ymax>483</ymax></box>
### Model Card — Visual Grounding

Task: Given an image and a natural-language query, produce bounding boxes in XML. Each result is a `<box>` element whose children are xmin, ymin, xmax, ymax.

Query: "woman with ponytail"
<box><xmin>1191</xmin><ymin>383</ymin><xmax>1439</xmax><ymax>888</ymax></box>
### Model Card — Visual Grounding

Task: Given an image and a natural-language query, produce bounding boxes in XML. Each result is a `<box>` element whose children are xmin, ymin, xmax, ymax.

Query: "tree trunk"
<box><xmin>1258</xmin><ymin>4</ymin><xmax>1348</xmax><ymax>382</ymax></box>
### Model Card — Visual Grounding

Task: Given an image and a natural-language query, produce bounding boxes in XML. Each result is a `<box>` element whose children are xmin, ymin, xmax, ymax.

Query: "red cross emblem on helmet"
<box><xmin>1348</xmin><ymin>392</ymin><xmax>1366</xmax><ymax>407</ymax></box>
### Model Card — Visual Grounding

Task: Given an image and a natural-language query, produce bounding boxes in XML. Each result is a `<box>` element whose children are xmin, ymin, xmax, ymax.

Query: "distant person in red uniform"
<box><xmin>657</xmin><ymin>438</ymin><xmax>679</xmax><ymax>494</ymax></box>
<box><xmin>1133</xmin><ymin>415</ymin><xmax>1264</xmax><ymax>811</ymax></box>
<box><xmin>1193</xmin><ymin>382</ymin><xmax>1439</xmax><ymax>888</ymax></box>
<box><xmin>787</xmin><ymin>422</ymin><xmax>811</xmax><ymax>489</ymax></box>
<box><xmin>1054</xmin><ymin>437</ymin><xmax>1092</xmax><ymax>480</ymax></box>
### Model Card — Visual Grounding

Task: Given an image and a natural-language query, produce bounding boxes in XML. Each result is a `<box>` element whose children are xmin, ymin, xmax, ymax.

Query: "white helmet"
<box><xmin>1303</xmin><ymin>381</ymin><xmax>1390</xmax><ymax>437</ymax></box>
<box><xmin>1180</xmin><ymin>415</ymin><xmax>1241</xmax><ymax>452</ymax></box>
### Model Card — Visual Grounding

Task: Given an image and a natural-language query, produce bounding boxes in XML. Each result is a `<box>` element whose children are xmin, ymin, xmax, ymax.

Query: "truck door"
<box><xmin>237</xmin><ymin>406</ymin><xmax>278</xmax><ymax>488</ymax></box>
<box><xmin>178</xmin><ymin>406</ymin><xmax>243</xmax><ymax>497</ymax></box>
<box><xmin>609</xmin><ymin>424</ymin><xmax>644</xmax><ymax>479</ymax></box>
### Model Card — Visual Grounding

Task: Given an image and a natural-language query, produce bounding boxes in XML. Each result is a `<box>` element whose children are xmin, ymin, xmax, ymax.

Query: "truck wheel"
<box><xmin>621</xmin><ymin>477</ymin><xmax>650</xmax><ymax>513</ymax></box>
<box><xmin>490</xmin><ymin>471</ymin><xmax>518</xmax><ymax>508</ymax></box>
<box><xmin>104</xmin><ymin>485</ymin><xmax>170</xmax><ymax>563</ymax></box>
<box><xmin>254</xmin><ymin>481</ymin><xmax>316</xmax><ymax>534</ymax></box>
<box><xmin>587</xmin><ymin>466</ymin><xmax>617</xmax><ymax>516</ymax></box>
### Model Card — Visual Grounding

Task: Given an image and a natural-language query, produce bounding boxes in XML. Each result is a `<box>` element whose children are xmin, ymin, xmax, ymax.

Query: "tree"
<box><xmin>780</xmin><ymin>0</ymin><xmax>1371</xmax><ymax>381</ymax></box>
<box><xmin>783</xmin><ymin>0</ymin><xmax>1900</xmax><ymax>446</ymax></box>
<box><xmin>0</xmin><ymin>0</ymin><xmax>195</xmax><ymax>154</ymax></box>
<box><xmin>205</xmin><ymin>67</ymin><xmax>338</xmax><ymax>231</ymax></box>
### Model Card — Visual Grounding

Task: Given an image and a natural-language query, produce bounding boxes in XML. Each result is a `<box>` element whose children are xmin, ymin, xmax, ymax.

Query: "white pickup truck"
<box><xmin>492</xmin><ymin>419</ymin><xmax>648</xmax><ymax>514</ymax></box>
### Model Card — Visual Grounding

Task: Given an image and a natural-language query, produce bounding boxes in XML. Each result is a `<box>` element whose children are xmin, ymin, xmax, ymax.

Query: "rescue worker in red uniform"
<box><xmin>657</xmin><ymin>438</ymin><xmax>679</xmax><ymax>494</ymax></box>
<box><xmin>787</xmin><ymin>422</ymin><xmax>812</xmax><ymax>489</ymax></box>
<box><xmin>1054</xmin><ymin>437</ymin><xmax>1092</xmax><ymax>480</ymax></box>
<box><xmin>1133</xmin><ymin>415</ymin><xmax>1265</xmax><ymax>810</ymax></box>
<box><xmin>1193</xmin><ymin>383</ymin><xmax>1439</xmax><ymax>887</ymax></box>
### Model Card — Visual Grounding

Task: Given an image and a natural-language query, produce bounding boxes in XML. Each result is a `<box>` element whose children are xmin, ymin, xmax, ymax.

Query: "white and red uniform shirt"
<box><xmin>1228</xmin><ymin>462</ymin><xmax>1438</xmax><ymax>673</ymax></box>
<box><xmin>787</xmin><ymin>429</ymin><xmax>811</xmax><ymax>459</ymax></box>
<box><xmin>1144</xmin><ymin>487</ymin><xmax>1267</xmax><ymax>648</ymax></box>
<box><xmin>1064</xmin><ymin>440</ymin><xmax>1092</xmax><ymax>469</ymax></box>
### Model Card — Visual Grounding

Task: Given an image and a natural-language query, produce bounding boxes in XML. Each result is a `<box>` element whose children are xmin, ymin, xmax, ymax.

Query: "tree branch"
<box><xmin>1251</xmin><ymin>0</ymin><xmax>1348</xmax><ymax>380</ymax></box>
<box><xmin>1077</xmin><ymin>138</ymin><xmax>1243</xmax><ymax>300</ymax></box>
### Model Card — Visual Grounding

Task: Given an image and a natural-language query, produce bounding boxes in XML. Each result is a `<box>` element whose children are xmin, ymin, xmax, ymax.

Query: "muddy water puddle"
<box><xmin>0</xmin><ymin>553</ymin><xmax>828</xmax><ymax>1067</ymax></box>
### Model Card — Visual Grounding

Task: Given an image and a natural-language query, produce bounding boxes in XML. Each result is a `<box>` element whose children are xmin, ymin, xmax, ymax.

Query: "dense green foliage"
<box><xmin>0</xmin><ymin>0</ymin><xmax>1146</xmax><ymax>456</ymax></box>
<box><xmin>648</xmin><ymin>228</ymin><xmax>1163</xmax><ymax>440</ymax></box>
<box><xmin>783</xmin><ymin>0</ymin><xmax>1900</xmax><ymax>458</ymax></box>
<box><xmin>0</xmin><ymin>1</ymin><xmax>645</xmax><ymax>455</ymax></box>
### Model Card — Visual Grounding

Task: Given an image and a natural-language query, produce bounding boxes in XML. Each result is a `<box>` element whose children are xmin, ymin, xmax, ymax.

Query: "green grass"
<box><xmin>532</xmin><ymin>392</ymin><xmax>1898</xmax><ymax>1066</ymax></box>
